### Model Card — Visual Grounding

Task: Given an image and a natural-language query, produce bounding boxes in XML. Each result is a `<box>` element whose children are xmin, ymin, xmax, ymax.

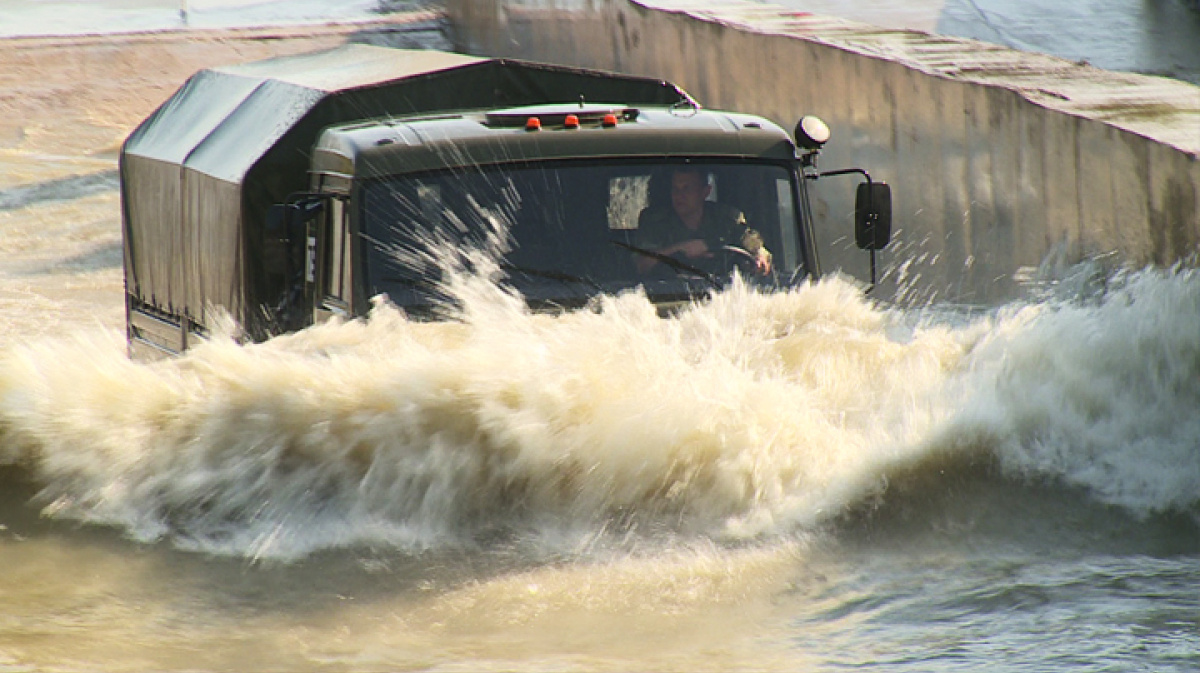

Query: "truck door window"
<box><xmin>323</xmin><ymin>197</ymin><xmax>351</xmax><ymax>303</ymax></box>
<box><xmin>776</xmin><ymin>178</ymin><xmax>799</xmax><ymax>269</ymax></box>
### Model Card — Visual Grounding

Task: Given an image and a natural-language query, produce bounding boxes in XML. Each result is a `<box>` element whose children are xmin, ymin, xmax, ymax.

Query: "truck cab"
<box><xmin>282</xmin><ymin>103</ymin><xmax>823</xmax><ymax>328</ymax></box>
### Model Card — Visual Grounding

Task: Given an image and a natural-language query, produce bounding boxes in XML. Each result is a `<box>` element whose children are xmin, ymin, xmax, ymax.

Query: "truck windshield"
<box><xmin>359</xmin><ymin>160</ymin><xmax>805</xmax><ymax>311</ymax></box>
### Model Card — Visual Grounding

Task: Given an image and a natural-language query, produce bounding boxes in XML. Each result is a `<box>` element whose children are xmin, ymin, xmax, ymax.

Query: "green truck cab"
<box><xmin>120</xmin><ymin>45</ymin><xmax>889</xmax><ymax>359</ymax></box>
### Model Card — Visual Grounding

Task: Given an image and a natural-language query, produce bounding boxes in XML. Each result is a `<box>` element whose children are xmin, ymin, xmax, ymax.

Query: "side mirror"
<box><xmin>855</xmin><ymin>182</ymin><xmax>892</xmax><ymax>251</ymax></box>
<box><xmin>264</xmin><ymin>198</ymin><xmax>323</xmax><ymax>278</ymax></box>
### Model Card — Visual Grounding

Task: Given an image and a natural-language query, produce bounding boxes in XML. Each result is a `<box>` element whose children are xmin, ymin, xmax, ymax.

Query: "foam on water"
<box><xmin>0</xmin><ymin>262</ymin><xmax>1196</xmax><ymax>561</ymax></box>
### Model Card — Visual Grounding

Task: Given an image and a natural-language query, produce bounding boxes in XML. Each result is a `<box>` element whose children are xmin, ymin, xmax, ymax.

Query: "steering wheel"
<box><xmin>719</xmin><ymin>245</ymin><xmax>759</xmax><ymax>275</ymax></box>
<box><xmin>718</xmin><ymin>245</ymin><xmax>779</xmax><ymax>288</ymax></box>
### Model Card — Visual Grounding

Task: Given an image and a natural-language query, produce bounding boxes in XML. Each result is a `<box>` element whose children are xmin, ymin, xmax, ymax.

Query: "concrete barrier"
<box><xmin>447</xmin><ymin>0</ymin><xmax>1199</xmax><ymax>304</ymax></box>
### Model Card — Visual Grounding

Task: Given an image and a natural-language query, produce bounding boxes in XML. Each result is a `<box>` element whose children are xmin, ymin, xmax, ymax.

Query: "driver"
<box><xmin>633</xmin><ymin>167</ymin><xmax>772</xmax><ymax>276</ymax></box>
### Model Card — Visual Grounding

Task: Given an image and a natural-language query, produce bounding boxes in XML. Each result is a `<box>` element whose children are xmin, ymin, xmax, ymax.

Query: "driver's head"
<box><xmin>670</xmin><ymin>167</ymin><xmax>711</xmax><ymax>223</ymax></box>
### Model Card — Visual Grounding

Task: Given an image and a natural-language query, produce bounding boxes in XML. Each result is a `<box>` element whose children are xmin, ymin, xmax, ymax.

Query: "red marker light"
<box><xmin>564</xmin><ymin>114</ymin><xmax>580</xmax><ymax>129</ymax></box>
<box><xmin>525</xmin><ymin>117</ymin><xmax>541</xmax><ymax>131</ymax></box>
<box><xmin>602</xmin><ymin>113</ymin><xmax>619</xmax><ymax>127</ymax></box>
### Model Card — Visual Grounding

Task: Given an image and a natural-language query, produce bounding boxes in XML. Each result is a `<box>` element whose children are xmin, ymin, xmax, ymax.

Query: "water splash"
<box><xmin>0</xmin><ymin>264</ymin><xmax>1197</xmax><ymax>560</ymax></box>
<box><xmin>942</xmin><ymin>267</ymin><xmax>1200</xmax><ymax>513</ymax></box>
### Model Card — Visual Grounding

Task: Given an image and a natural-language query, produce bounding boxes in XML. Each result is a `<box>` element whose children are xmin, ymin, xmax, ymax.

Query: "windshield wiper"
<box><xmin>500</xmin><ymin>264</ymin><xmax>604</xmax><ymax>292</ymax></box>
<box><xmin>610</xmin><ymin>240</ymin><xmax>721</xmax><ymax>290</ymax></box>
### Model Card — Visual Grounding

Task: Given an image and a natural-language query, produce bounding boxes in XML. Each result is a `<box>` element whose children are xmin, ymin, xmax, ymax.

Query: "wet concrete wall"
<box><xmin>447</xmin><ymin>0</ymin><xmax>1199</xmax><ymax>304</ymax></box>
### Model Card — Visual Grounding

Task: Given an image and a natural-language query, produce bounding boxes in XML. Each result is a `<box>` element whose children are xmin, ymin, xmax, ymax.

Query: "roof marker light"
<box><xmin>602</xmin><ymin>113</ymin><xmax>619</xmax><ymax>127</ymax></box>
<box><xmin>564</xmin><ymin>114</ymin><xmax>580</xmax><ymax>129</ymax></box>
<box><xmin>525</xmin><ymin>117</ymin><xmax>541</xmax><ymax>131</ymax></box>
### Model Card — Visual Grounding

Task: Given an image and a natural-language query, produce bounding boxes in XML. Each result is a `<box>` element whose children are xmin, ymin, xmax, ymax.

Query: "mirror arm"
<box><xmin>808</xmin><ymin>168</ymin><xmax>885</xmax><ymax>292</ymax></box>
<box><xmin>815</xmin><ymin>167</ymin><xmax>872</xmax><ymax>182</ymax></box>
<box><xmin>868</xmin><ymin>245</ymin><xmax>878</xmax><ymax>295</ymax></box>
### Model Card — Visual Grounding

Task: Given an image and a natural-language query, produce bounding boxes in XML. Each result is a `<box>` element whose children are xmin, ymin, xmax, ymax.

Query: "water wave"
<box><xmin>0</xmin><ymin>267</ymin><xmax>1196</xmax><ymax>560</ymax></box>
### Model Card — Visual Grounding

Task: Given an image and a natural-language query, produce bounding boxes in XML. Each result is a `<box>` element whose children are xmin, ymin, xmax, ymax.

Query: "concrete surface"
<box><xmin>0</xmin><ymin>12</ymin><xmax>449</xmax><ymax>162</ymax></box>
<box><xmin>770</xmin><ymin>0</ymin><xmax>1200</xmax><ymax>86</ymax></box>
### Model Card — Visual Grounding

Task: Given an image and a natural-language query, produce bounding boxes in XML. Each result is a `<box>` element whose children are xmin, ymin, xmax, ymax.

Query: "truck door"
<box><xmin>314</xmin><ymin>196</ymin><xmax>353</xmax><ymax>324</ymax></box>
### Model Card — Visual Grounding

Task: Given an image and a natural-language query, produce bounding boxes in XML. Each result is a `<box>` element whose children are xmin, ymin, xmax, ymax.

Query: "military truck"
<box><xmin>120</xmin><ymin>45</ymin><xmax>890</xmax><ymax>359</ymax></box>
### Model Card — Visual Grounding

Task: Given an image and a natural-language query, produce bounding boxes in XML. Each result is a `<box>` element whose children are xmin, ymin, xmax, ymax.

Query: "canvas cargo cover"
<box><xmin>120</xmin><ymin>45</ymin><xmax>688</xmax><ymax>338</ymax></box>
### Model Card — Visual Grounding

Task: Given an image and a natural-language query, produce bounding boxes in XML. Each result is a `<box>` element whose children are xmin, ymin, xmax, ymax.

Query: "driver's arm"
<box><xmin>740</xmin><ymin>228</ymin><xmax>773</xmax><ymax>274</ymax></box>
<box><xmin>717</xmin><ymin>207</ymin><xmax>772</xmax><ymax>275</ymax></box>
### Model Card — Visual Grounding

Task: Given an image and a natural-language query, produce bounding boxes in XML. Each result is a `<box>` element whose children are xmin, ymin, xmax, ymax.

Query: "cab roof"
<box><xmin>311</xmin><ymin>103</ymin><xmax>797</xmax><ymax>181</ymax></box>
